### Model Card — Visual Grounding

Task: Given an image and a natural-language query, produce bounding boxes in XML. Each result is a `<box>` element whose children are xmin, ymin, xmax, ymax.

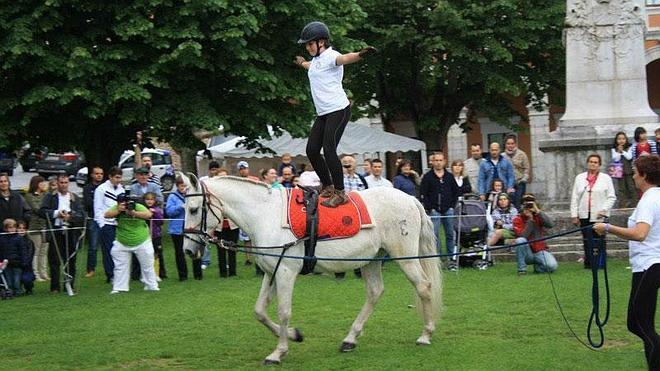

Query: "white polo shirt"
<box><xmin>308</xmin><ymin>47</ymin><xmax>350</xmax><ymax>116</ymax></box>
<box><xmin>628</xmin><ymin>187</ymin><xmax>660</xmax><ymax>272</ymax></box>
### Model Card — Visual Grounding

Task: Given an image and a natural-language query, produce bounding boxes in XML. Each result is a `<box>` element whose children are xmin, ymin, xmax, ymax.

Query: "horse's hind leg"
<box><xmin>340</xmin><ymin>260</ymin><xmax>384</xmax><ymax>352</ymax></box>
<box><xmin>254</xmin><ymin>274</ymin><xmax>304</xmax><ymax>343</ymax></box>
<box><xmin>397</xmin><ymin>260</ymin><xmax>435</xmax><ymax>345</ymax></box>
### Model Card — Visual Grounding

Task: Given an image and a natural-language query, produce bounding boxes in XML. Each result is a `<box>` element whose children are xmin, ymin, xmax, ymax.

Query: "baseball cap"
<box><xmin>237</xmin><ymin>161</ymin><xmax>249</xmax><ymax>169</ymax></box>
<box><xmin>136</xmin><ymin>167</ymin><xmax>150</xmax><ymax>174</ymax></box>
<box><xmin>116</xmin><ymin>193</ymin><xmax>128</xmax><ymax>202</ymax></box>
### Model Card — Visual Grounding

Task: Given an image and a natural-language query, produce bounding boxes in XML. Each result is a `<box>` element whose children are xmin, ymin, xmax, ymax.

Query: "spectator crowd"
<box><xmin>1</xmin><ymin>127</ymin><xmax>659</xmax><ymax>298</ymax></box>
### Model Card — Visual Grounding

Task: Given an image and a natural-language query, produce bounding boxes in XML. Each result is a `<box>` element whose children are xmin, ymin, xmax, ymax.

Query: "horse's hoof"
<box><xmin>340</xmin><ymin>342</ymin><xmax>356</xmax><ymax>353</ymax></box>
<box><xmin>293</xmin><ymin>328</ymin><xmax>304</xmax><ymax>343</ymax></box>
<box><xmin>263</xmin><ymin>359</ymin><xmax>281</xmax><ymax>366</ymax></box>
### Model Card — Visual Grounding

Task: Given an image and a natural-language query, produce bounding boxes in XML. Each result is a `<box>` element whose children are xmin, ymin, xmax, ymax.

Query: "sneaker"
<box><xmin>144</xmin><ymin>286</ymin><xmax>160</xmax><ymax>291</ymax></box>
<box><xmin>201</xmin><ymin>264</ymin><xmax>208</xmax><ymax>270</ymax></box>
<box><xmin>35</xmin><ymin>277</ymin><xmax>46</xmax><ymax>282</ymax></box>
<box><xmin>110</xmin><ymin>290</ymin><xmax>121</xmax><ymax>294</ymax></box>
<box><xmin>156</xmin><ymin>277</ymin><xmax>162</xmax><ymax>282</ymax></box>
<box><xmin>517</xmin><ymin>271</ymin><xmax>527</xmax><ymax>276</ymax></box>
<box><xmin>85</xmin><ymin>271</ymin><xmax>95</xmax><ymax>278</ymax></box>
<box><xmin>244</xmin><ymin>260</ymin><xmax>252</xmax><ymax>266</ymax></box>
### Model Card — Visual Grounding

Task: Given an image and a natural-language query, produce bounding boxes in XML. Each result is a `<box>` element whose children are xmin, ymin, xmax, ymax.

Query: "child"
<box><xmin>487</xmin><ymin>193</ymin><xmax>519</xmax><ymax>247</ymax></box>
<box><xmin>486</xmin><ymin>178</ymin><xmax>505</xmax><ymax>210</ymax></box>
<box><xmin>144</xmin><ymin>192</ymin><xmax>165</xmax><ymax>280</ymax></box>
<box><xmin>631</xmin><ymin>127</ymin><xmax>657</xmax><ymax>159</ymax></box>
<box><xmin>0</xmin><ymin>219</ymin><xmax>26</xmax><ymax>296</ymax></box>
<box><xmin>277</xmin><ymin>153</ymin><xmax>297</xmax><ymax>177</ymax></box>
<box><xmin>17</xmin><ymin>220</ymin><xmax>35</xmax><ymax>295</ymax></box>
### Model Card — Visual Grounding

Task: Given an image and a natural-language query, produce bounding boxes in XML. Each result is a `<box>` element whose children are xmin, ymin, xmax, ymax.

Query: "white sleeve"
<box><xmin>634</xmin><ymin>193</ymin><xmax>656</xmax><ymax>226</ymax></box>
<box><xmin>93</xmin><ymin>185</ymin><xmax>104</xmax><ymax>227</ymax></box>
<box><xmin>623</xmin><ymin>147</ymin><xmax>633</xmax><ymax>160</ymax></box>
<box><xmin>570</xmin><ymin>175</ymin><xmax>580</xmax><ymax>218</ymax></box>
<box><xmin>610</xmin><ymin>148</ymin><xmax>621</xmax><ymax>162</ymax></box>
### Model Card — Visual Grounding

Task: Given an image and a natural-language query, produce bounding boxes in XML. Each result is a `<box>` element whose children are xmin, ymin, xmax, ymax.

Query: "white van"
<box><xmin>76</xmin><ymin>148</ymin><xmax>176</xmax><ymax>191</ymax></box>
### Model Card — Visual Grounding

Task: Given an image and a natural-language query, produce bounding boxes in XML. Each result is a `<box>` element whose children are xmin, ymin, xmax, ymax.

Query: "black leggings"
<box><xmin>306</xmin><ymin>105</ymin><xmax>351</xmax><ymax>190</ymax></box>
<box><xmin>628</xmin><ymin>263</ymin><xmax>660</xmax><ymax>370</ymax></box>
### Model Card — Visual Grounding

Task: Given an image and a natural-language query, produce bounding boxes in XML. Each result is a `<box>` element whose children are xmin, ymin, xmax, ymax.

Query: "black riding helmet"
<box><xmin>298</xmin><ymin>21</ymin><xmax>330</xmax><ymax>57</ymax></box>
<box><xmin>297</xmin><ymin>21</ymin><xmax>330</xmax><ymax>44</ymax></box>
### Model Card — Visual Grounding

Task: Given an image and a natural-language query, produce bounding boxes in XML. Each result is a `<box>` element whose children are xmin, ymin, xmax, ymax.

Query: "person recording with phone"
<box><xmin>512</xmin><ymin>194</ymin><xmax>557</xmax><ymax>275</ymax></box>
<box><xmin>104</xmin><ymin>193</ymin><xmax>159</xmax><ymax>294</ymax></box>
<box><xmin>570</xmin><ymin>154</ymin><xmax>616</xmax><ymax>269</ymax></box>
<box><xmin>39</xmin><ymin>174</ymin><xmax>84</xmax><ymax>293</ymax></box>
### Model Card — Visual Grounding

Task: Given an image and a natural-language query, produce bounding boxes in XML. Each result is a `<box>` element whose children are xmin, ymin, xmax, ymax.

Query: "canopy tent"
<box><xmin>199</xmin><ymin>124</ymin><xmax>427</xmax><ymax>159</ymax></box>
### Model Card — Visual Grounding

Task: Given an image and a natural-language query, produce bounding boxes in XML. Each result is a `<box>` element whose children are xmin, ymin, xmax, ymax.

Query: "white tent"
<box><xmin>200</xmin><ymin>124</ymin><xmax>427</xmax><ymax>159</ymax></box>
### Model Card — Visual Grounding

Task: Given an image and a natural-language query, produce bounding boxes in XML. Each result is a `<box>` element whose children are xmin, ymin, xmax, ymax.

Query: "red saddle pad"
<box><xmin>288</xmin><ymin>188</ymin><xmax>372</xmax><ymax>240</ymax></box>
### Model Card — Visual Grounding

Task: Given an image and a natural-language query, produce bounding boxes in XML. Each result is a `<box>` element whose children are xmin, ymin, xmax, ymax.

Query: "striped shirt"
<box><xmin>93</xmin><ymin>180</ymin><xmax>125</xmax><ymax>228</ymax></box>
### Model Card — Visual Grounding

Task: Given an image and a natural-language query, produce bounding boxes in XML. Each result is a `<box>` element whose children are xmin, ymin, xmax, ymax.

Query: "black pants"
<box><xmin>628</xmin><ymin>263</ymin><xmax>660</xmax><ymax>370</ymax></box>
<box><xmin>153</xmin><ymin>237</ymin><xmax>167</xmax><ymax>278</ymax></box>
<box><xmin>48</xmin><ymin>229</ymin><xmax>77</xmax><ymax>291</ymax></box>
<box><xmin>216</xmin><ymin>228</ymin><xmax>238</xmax><ymax>277</ymax></box>
<box><xmin>171</xmin><ymin>234</ymin><xmax>202</xmax><ymax>280</ymax></box>
<box><xmin>579</xmin><ymin>219</ymin><xmax>606</xmax><ymax>268</ymax></box>
<box><xmin>306</xmin><ymin>105</ymin><xmax>351</xmax><ymax>190</ymax></box>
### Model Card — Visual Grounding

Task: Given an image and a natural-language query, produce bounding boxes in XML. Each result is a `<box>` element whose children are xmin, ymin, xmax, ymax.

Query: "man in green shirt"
<box><xmin>104</xmin><ymin>193</ymin><xmax>159</xmax><ymax>294</ymax></box>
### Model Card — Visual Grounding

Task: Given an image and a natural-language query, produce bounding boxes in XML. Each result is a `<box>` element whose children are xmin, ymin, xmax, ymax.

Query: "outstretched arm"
<box><xmin>294</xmin><ymin>56</ymin><xmax>311</xmax><ymax>70</ymax></box>
<box><xmin>335</xmin><ymin>46</ymin><xmax>377</xmax><ymax>66</ymax></box>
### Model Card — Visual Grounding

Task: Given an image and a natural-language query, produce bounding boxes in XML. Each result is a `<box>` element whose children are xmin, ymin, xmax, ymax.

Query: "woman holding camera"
<box><xmin>570</xmin><ymin>154</ymin><xmax>616</xmax><ymax>269</ymax></box>
<box><xmin>594</xmin><ymin>155</ymin><xmax>659</xmax><ymax>370</ymax></box>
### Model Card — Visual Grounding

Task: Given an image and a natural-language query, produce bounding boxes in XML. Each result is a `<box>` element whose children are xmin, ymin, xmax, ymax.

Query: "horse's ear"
<box><xmin>187</xmin><ymin>172</ymin><xmax>199</xmax><ymax>190</ymax></box>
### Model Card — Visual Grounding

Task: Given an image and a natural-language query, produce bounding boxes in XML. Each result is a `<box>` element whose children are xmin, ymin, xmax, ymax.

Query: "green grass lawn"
<box><xmin>0</xmin><ymin>238</ymin><xmax>651</xmax><ymax>370</ymax></box>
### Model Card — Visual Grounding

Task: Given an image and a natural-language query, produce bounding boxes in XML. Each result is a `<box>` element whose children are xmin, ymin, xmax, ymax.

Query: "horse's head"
<box><xmin>180</xmin><ymin>172</ymin><xmax>223</xmax><ymax>259</ymax></box>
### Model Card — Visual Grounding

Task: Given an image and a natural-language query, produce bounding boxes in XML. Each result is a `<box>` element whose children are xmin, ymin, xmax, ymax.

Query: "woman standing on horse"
<box><xmin>294</xmin><ymin>21</ymin><xmax>375</xmax><ymax>207</ymax></box>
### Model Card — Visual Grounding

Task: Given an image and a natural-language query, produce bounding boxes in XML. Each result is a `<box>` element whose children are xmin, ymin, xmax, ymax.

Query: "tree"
<box><xmin>347</xmin><ymin>0</ymin><xmax>565</xmax><ymax>151</ymax></box>
<box><xmin>0</xmin><ymin>1</ymin><xmax>365</xmax><ymax>171</ymax></box>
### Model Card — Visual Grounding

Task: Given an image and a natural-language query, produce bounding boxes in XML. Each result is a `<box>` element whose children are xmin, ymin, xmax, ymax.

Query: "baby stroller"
<box><xmin>454</xmin><ymin>195</ymin><xmax>492</xmax><ymax>270</ymax></box>
<box><xmin>0</xmin><ymin>259</ymin><xmax>13</xmax><ymax>299</ymax></box>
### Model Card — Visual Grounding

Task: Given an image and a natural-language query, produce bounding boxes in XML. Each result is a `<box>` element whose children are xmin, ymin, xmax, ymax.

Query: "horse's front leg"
<box><xmin>254</xmin><ymin>273</ymin><xmax>304</xmax><ymax>343</ymax></box>
<box><xmin>263</xmin><ymin>268</ymin><xmax>298</xmax><ymax>365</ymax></box>
<box><xmin>340</xmin><ymin>260</ymin><xmax>384</xmax><ymax>352</ymax></box>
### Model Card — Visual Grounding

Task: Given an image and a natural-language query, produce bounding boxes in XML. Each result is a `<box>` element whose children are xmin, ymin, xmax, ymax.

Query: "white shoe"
<box><xmin>156</xmin><ymin>277</ymin><xmax>162</xmax><ymax>282</ymax></box>
<box><xmin>110</xmin><ymin>290</ymin><xmax>121</xmax><ymax>294</ymax></box>
<box><xmin>144</xmin><ymin>286</ymin><xmax>160</xmax><ymax>291</ymax></box>
<box><xmin>201</xmin><ymin>264</ymin><xmax>208</xmax><ymax>270</ymax></box>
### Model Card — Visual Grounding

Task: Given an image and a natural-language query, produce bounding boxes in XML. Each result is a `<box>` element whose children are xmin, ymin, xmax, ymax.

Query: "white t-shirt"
<box><xmin>628</xmin><ymin>187</ymin><xmax>660</xmax><ymax>272</ymax></box>
<box><xmin>298</xmin><ymin>171</ymin><xmax>321</xmax><ymax>187</ymax></box>
<box><xmin>365</xmin><ymin>175</ymin><xmax>393</xmax><ymax>188</ymax></box>
<box><xmin>308</xmin><ymin>47</ymin><xmax>350</xmax><ymax>116</ymax></box>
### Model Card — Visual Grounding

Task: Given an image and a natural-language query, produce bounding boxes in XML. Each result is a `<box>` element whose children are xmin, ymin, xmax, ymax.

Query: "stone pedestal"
<box><xmin>562</xmin><ymin>0</ymin><xmax>658</xmax><ymax>127</ymax></box>
<box><xmin>535</xmin><ymin>1</ymin><xmax>658</xmax><ymax>208</ymax></box>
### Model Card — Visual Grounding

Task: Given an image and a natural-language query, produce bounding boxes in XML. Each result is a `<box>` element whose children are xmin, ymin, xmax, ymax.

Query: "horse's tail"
<box><xmin>414</xmin><ymin>199</ymin><xmax>442</xmax><ymax>320</ymax></box>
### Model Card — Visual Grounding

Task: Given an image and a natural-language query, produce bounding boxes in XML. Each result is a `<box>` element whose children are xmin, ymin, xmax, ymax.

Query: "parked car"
<box><xmin>35</xmin><ymin>151</ymin><xmax>85</xmax><ymax>179</ymax></box>
<box><xmin>76</xmin><ymin>148</ymin><xmax>176</xmax><ymax>191</ymax></box>
<box><xmin>19</xmin><ymin>145</ymin><xmax>48</xmax><ymax>172</ymax></box>
<box><xmin>0</xmin><ymin>152</ymin><xmax>18</xmax><ymax>176</ymax></box>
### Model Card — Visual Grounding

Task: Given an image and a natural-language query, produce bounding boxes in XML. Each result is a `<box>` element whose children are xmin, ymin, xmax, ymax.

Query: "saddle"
<box><xmin>285</xmin><ymin>187</ymin><xmax>373</xmax><ymax>274</ymax></box>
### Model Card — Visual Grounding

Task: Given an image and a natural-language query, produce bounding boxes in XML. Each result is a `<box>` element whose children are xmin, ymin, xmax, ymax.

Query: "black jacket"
<box><xmin>38</xmin><ymin>191</ymin><xmax>85</xmax><ymax>229</ymax></box>
<box><xmin>0</xmin><ymin>234</ymin><xmax>26</xmax><ymax>268</ymax></box>
<box><xmin>82</xmin><ymin>182</ymin><xmax>101</xmax><ymax>215</ymax></box>
<box><xmin>420</xmin><ymin>169</ymin><xmax>459</xmax><ymax>214</ymax></box>
<box><xmin>0</xmin><ymin>191</ymin><xmax>32</xmax><ymax>225</ymax></box>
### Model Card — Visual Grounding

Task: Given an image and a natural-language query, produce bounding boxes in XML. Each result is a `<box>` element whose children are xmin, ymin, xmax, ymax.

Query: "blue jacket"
<box><xmin>165</xmin><ymin>190</ymin><xmax>185</xmax><ymax>235</ymax></box>
<box><xmin>129</xmin><ymin>182</ymin><xmax>164</xmax><ymax>205</ymax></box>
<box><xmin>393</xmin><ymin>174</ymin><xmax>417</xmax><ymax>196</ymax></box>
<box><xmin>478</xmin><ymin>157</ymin><xmax>515</xmax><ymax>195</ymax></box>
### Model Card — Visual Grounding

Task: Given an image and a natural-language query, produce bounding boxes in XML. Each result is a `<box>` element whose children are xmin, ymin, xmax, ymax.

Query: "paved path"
<box><xmin>9</xmin><ymin>164</ymin><xmax>83</xmax><ymax>195</ymax></box>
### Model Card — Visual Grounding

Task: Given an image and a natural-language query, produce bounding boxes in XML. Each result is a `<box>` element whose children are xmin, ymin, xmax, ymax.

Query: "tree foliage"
<box><xmin>0</xmin><ymin>0</ymin><xmax>365</xmax><ymax>169</ymax></box>
<box><xmin>346</xmin><ymin>0</ymin><xmax>565</xmax><ymax>150</ymax></box>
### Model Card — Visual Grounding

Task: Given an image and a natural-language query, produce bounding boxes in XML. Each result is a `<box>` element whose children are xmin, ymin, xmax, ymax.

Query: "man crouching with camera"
<box><xmin>104</xmin><ymin>193</ymin><xmax>159</xmax><ymax>294</ymax></box>
<box><xmin>512</xmin><ymin>194</ymin><xmax>558</xmax><ymax>275</ymax></box>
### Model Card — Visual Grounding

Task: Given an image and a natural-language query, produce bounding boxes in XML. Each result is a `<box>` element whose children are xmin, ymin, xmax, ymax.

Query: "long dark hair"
<box><xmin>634</xmin><ymin>127</ymin><xmax>646</xmax><ymax>143</ymax></box>
<box><xmin>28</xmin><ymin>175</ymin><xmax>45</xmax><ymax>194</ymax></box>
<box><xmin>612</xmin><ymin>131</ymin><xmax>631</xmax><ymax>150</ymax></box>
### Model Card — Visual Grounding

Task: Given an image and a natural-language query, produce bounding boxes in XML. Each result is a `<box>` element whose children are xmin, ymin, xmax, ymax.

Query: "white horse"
<box><xmin>181</xmin><ymin>174</ymin><xmax>442</xmax><ymax>365</ymax></box>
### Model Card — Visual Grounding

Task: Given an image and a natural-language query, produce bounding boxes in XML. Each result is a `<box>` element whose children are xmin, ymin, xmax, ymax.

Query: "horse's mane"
<box><xmin>208</xmin><ymin>175</ymin><xmax>272</xmax><ymax>191</ymax></box>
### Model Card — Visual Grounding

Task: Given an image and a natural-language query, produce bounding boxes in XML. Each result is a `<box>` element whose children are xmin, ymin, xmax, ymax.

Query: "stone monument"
<box><xmin>535</xmin><ymin>0</ymin><xmax>659</xmax><ymax>207</ymax></box>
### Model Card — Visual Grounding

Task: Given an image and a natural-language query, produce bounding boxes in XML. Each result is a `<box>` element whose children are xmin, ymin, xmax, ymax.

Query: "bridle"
<box><xmin>183</xmin><ymin>181</ymin><xmax>224</xmax><ymax>255</ymax></box>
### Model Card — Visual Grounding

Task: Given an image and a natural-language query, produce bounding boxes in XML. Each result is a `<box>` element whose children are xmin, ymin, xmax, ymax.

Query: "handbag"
<box><xmin>607</xmin><ymin>161</ymin><xmax>623</xmax><ymax>179</ymax></box>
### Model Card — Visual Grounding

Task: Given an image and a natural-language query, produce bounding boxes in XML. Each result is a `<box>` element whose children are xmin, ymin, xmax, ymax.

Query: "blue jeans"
<box><xmin>430</xmin><ymin>209</ymin><xmax>456</xmax><ymax>259</ymax></box>
<box><xmin>512</xmin><ymin>182</ymin><xmax>526</xmax><ymax>208</ymax></box>
<box><xmin>86</xmin><ymin>221</ymin><xmax>100</xmax><ymax>272</ymax></box>
<box><xmin>5</xmin><ymin>266</ymin><xmax>22</xmax><ymax>295</ymax></box>
<box><xmin>201</xmin><ymin>246</ymin><xmax>212</xmax><ymax>267</ymax></box>
<box><xmin>515</xmin><ymin>237</ymin><xmax>558</xmax><ymax>273</ymax></box>
<box><xmin>99</xmin><ymin>224</ymin><xmax>116</xmax><ymax>281</ymax></box>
